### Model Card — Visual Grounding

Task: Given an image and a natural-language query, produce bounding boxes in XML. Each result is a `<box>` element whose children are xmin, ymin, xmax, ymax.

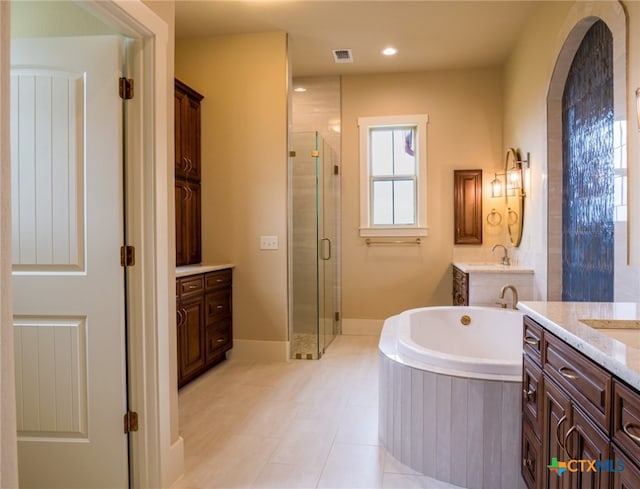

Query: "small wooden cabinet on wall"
<box><xmin>176</xmin><ymin>268</ymin><xmax>233</xmax><ymax>388</ymax></box>
<box><xmin>521</xmin><ymin>316</ymin><xmax>640</xmax><ymax>489</ymax></box>
<box><xmin>175</xmin><ymin>79</ymin><xmax>203</xmax><ymax>266</ymax></box>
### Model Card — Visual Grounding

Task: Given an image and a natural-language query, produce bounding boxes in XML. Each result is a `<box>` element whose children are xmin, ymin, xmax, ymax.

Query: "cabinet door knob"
<box><xmin>523</xmin><ymin>336</ymin><xmax>538</xmax><ymax>346</ymax></box>
<box><xmin>523</xmin><ymin>388</ymin><xmax>536</xmax><ymax>403</ymax></box>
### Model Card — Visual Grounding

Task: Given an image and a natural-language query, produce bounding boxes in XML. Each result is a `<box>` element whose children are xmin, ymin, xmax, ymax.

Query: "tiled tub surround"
<box><xmin>517</xmin><ymin>301</ymin><xmax>640</xmax><ymax>390</ymax></box>
<box><xmin>452</xmin><ymin>262</ymin><xmax>534</xmax><ymax>307</ymax></box>
<box><xmin>379</xmin><ymin>307</ymin><xmax>527</xmax><ymax>489</ymax></box>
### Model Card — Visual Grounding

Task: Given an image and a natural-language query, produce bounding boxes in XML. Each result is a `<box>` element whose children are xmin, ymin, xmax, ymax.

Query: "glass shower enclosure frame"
<box><xmin>289</xmin><ymin>131</ymin><xmax>338</xmax><ymax>359</ymax></box>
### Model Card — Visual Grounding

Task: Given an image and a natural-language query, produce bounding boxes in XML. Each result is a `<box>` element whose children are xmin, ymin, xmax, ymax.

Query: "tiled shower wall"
<box><xmin>290</xmin><ymin>77</ymin><xmax>341</xmax><ymax>346</ymax></box>
<box><xmin>561</xmin><ymin>20</ymin><xmax>614</xmax><ymax>301</ymax></box>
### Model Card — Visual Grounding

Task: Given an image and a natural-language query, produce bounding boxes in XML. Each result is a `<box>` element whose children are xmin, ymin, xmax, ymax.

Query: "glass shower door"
<box><xmin>319</xmin><ymin>136</ymin><xmax>337</xmax><ymax>354</ymax></box>
<box><xmin>290</xmin><ymin>131</ymin><xmax>337</xmax><ymax>358</ymax></box>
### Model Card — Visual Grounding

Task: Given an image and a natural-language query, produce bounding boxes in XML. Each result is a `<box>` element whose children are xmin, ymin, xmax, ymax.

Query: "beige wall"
<box><xmin>503</xmin><ymin>0</ymin><xmax>640</xmax><ymax>301</ymax></box>
<box><xmin>176</xmin><ymin>32</ymin><xmax>289</xmax><ymax>342</ymax></box>
<box><xmin>341</xmin><ymin>69</ymin><xmax>504</xmax><ymax>321</ymax></box>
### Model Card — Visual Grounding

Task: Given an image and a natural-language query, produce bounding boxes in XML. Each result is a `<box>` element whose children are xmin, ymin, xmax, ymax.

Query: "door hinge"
<box><xmin>289</xmin><ymin>150</ymin><xmax>296</xmax><ymax>157</ymax></box>
<box><xmin>124</xmin><ymin>411</ymin><xmax>138</xmax><ymax>433</ymax></box>
<box><xmin>120</xmin><ymin>246</ymin><xmax>135</xmax><ymax>267</ymax></box>
<box><xmin>119</xmin><ymin>77</ymin><xmax>134</xmax><ymax>100</ymax></box>
<box><xmin>334</xmin><ymin>164</ymin><xmax>339</xmax><ymax>175</ymax></box>
<box><xmin>311</xmin><ymin>150</ymin><xmax>319</xmax><ymax>157</ymax></box>
<box><xmin>335</xmin><ymin>311</ymin><xmax>340</xmax><ymax>322</ymax></box>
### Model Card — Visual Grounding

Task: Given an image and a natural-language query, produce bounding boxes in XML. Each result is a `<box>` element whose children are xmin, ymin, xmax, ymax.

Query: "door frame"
<box><xmin>0</xmin><ymin>1</ymin><xmax>181</xmax><ymax>487</ymax></box>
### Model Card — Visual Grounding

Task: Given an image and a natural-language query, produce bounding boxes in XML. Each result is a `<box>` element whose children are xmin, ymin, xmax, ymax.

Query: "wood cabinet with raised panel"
<box><xmin>175</xmin><ymin>178</ymin><xmax>201</xmax><ymax>266</ymax></box>
<box><xmin>175</xmin><ymin>79</ymin><xmax>203</xmax><ymax>181</ymax></box>
<box><xmin>175</xmin><ymin>79</ymin><xmax>203</xmax><ymax>266</ymax></box>
<box><xmin>521</xmin><ymin>316</ymin><xmax>640</xmax><ymax>489</ymax></box>
<box><xmin>453</xmin><ymin>169</ymin><xmax>483</xmax><ymax>244</ymax></box>
<box><xmin>177</xmin><ymin>269</ymin><xmax>232</xmax><ymax>388</ymax></box>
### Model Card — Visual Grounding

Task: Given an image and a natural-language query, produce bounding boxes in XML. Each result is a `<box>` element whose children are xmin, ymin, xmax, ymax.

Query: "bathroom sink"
<box><xmin>579</xmin><ymin>319</ymin><xmax>640</xmax><ymax>348</ymax></box>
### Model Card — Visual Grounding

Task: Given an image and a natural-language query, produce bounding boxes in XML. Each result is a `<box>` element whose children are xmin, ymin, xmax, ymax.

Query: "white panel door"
<box><xmin>11</xmin><ymin>36</ymin><xmax>128</xmax><ymax>488</ymax></box>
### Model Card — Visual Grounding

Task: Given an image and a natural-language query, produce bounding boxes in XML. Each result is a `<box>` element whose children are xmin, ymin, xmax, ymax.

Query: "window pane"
<box><xmin>370</xmin><ymin>129</ymin><xmax>393</xmax><ymax>176</ymax></box>
<box><xmin>394</xmin><ymin>180</ymin><xmax>416</xmax><ymax>224</ymax></box>
<box><xmin>372</xmin><ymin>180</ymin><xmax>393</xmax><ymax>225</ymax></box>
<box><xmin>393</xmin><ymin>128</ymin><xmax>416</xmax><ymax>175</ymax></box>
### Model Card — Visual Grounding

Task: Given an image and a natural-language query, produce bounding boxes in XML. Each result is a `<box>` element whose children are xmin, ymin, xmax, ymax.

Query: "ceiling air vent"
<box><xmin>332</xmin><ymin>49</ymin><xmax>353</xmax><ymax>63</ymax></box>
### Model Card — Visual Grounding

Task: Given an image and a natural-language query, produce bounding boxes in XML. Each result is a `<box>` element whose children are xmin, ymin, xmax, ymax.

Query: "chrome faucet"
<box><xmin>499</xmin><ymin>284</ymin><xmax>519</xmax><ymax>310</ymax></box>
<box><xmin>491</xmin><ymin>244</ymin><xmax>511</xmax><ymax>266</ymax></box>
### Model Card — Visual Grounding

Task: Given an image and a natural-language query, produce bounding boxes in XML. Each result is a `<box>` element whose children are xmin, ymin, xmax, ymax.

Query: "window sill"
<box><xmin>359</xmin><ymin>227</ymin><xmax>428</xmax><ymax>238</ymax></box>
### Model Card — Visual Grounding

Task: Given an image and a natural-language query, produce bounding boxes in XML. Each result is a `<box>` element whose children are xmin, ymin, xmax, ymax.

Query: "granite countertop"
<box><xmin>176</xmin><ymin>263</ymin><xmax>234</xmax><ymax>278</ymax></box>
<box><xmin>453</xmin><ymin>262</ymin><xmax>535</xmax><ymax>274</ymax></box>
<box><xmin>518</xmin><ymin>301</ymin><xmax>640</xmax><ymax>390</ymax></box>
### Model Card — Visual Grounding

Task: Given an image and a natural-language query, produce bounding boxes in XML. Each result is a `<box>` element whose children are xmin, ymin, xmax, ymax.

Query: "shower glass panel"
<box><xmin>290</xmin><ymin>131</ymin><xmax>337</xmax><ymax>359</ymax></box>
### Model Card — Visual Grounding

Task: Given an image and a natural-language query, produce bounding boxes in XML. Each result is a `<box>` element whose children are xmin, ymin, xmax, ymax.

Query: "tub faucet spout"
<box><xmin>491</xmin><ymin>244</ymin><xmax>511</xmax><ymax>266</ymax></box>
<box><xmin>499</xmin><ymin>284</ymin><xmax>519</xmax><ymax>310</ymax></box>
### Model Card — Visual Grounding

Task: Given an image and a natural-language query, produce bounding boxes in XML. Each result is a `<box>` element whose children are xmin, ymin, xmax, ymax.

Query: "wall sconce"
<box><xmin>490</xmin><ymin>148</ymin><xmax>530</xmax><ymax>198</ymax></box>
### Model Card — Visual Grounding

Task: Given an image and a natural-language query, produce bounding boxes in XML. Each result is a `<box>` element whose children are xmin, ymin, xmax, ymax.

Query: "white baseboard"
<box><xmin>229</xmin><ymin>339</ymin><xmax>290</xmax><ymax>362</ymax></box>
<box><xmin>342</xmin><ymin>318</ymin><xmax>384</xmax><ymax>336</ymax></box>
<box><xmin>165</xmin><ymin>436</ymin><xmax>184</xmax><ymax>488</ymax></box>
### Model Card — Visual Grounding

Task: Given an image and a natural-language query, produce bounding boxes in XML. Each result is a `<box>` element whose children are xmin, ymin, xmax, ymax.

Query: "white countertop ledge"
<box><xmin>176</xmin><ymin>263</ymin><xmax>234</xmax><ymax>278</ymax></box>
<box><xmin>518</xmin><ymin>301</ymin><xmax>640</xmax><ymax>391</ymax></box>
<box><xmin>453</xmin><ymin>262</ymin><xmax>534</xmax><ymax>274</ymax></box>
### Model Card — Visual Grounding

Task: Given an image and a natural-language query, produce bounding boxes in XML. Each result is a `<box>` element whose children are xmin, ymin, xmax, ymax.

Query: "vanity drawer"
<box><xmin>205</xmin><ymin>319</ymin><xmax>232</xmax><ymax>359</ymax></box>
<box><xmin>178</xmin><ymin>275</ymin><xmax>204</xmax><ymax>299</ymax></box>
<box><xmin>613</xmin><ymin>380</ymin><xmax>640</xmax><ymax>466</ymax></box>
<box><xmin>523</xmin><ymin>316</ymin><xmax>543</xmax><ymax>365</ymax></box>
<box><xmin>543</xmin><ymin>331</ymin><xmax>612</xmax><ymax>433</ymax></box>
<box><xmin>206</xmin><ymin>289</ymin><xmax>232</xmax><ymax>323</ymax></box>
<box><xmin>522</xmin><ymin>354</ymin><xmax>543</xmax><ymax>439</ymax></box>
<box><xmin>205</xmin><ymin>269</ymin><xmax>232</xmax><ymax>291</ymax></box>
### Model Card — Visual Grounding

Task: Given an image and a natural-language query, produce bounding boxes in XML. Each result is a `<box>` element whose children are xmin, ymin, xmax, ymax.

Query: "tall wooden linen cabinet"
<box><xmin>175</xmin><ymin>79</ymin><xmax>203</xmax><ymax>266</ymax></box>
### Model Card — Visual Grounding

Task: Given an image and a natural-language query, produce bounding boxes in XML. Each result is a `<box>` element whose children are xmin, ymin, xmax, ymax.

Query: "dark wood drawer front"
<box><xmin>612</xmin><ymin>444</ymin><xmax>640</xmax><ymax>489</ymax></box>
<box><xmin>521</xmin><ymin>418</ymin><xmax>542</xmax><ymax>489</ymax></box>
<box><xmin>206</xmin><ymin>319</ymin><xmax>232</xmax><ymax>359</ymax></box>
<box><xmin>206</xmin><ymin>290</ymin><xmax>231</xmax><ymax>323</ymax></box>
<box><xmin>206</xmin><ymin>269</ymin><xmax>232</xmax><ymax>291</ymax></box>
<box><xmin>523</xmin><ymin>316</ymin><xmax>543</xmax><ymax>365</ymax></box>
<box><xmin>523</xmin><ymin>354</ymin><xmax>543</xmax><ymax>439</ymax></box>
<box><xmin>613</xmin><ymin>380</ymin><xmax>640</xmax><ymax>467</ymax></box>
<box><xmin>544</xmin><ymin>332</ymin><xmax>611</xmax><ymax>433</ymax></box>
<box><xmin>179</xmin><ymin>275</ymin><xmax>204</xmax><ymax>298</ymax></box>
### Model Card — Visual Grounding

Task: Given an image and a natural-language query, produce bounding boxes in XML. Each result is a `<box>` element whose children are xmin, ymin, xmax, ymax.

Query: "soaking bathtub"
<box><xmin>378</xmin><ymin>306</ymin><xmax>526</xmax><ymax>489</ymax></box>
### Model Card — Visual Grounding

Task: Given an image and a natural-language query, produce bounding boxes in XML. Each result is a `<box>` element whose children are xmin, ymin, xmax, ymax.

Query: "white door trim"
<box><xmin>0</xmin><ymin>1</ymin><xmax>180</xmax><ymax>487</ymax></box>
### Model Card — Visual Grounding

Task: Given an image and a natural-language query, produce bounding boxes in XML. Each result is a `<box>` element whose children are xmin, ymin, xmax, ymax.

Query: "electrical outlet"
<box><xmin>260</xmin><ymin>235</ymin><xmax>278</xmax><ymax>250</ymax></box>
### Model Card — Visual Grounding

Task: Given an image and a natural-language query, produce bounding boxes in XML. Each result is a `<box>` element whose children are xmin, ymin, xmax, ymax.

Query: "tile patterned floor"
<box><xmin>173</xmin><ymin>335</ymin><xmax>463</xmax><ymax>489</ymax></box>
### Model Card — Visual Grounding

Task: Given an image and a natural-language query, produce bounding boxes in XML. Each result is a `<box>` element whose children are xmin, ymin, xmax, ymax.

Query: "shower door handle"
<box><xmin>320</xmin><ymin>238</ymin><xmax>332</xmax><ymax>260</ymax></box>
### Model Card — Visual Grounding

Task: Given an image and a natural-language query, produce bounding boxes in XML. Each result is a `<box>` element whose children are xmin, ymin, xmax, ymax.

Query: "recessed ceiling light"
<box><xmin>293</xmin><ymin>87</ymin><xmax>307</xmax><ymax>92</ymax></box>
<box><xmin>382</xmin><ymin>47</ymin><xmax>398</xmax><ymax>56</ymax></box>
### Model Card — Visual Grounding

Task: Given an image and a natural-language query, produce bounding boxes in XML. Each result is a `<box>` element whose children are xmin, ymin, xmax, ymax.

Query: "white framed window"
<box><xmin>358</xmin><ymin>114</ymin><xmax>429</xmax><ymax>237</ymax></box>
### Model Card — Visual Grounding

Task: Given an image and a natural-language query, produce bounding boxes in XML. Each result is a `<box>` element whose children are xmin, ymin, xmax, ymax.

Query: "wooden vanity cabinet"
<box><xmin>177</xmin><ymin>269</ymin><xmax>232</xmax><ymax>388</ymax></box>
<box><xmin>452</xmin><ymin>265</ymin><xmax>468</xmax><ymax>305</ymax></box>
<box><xmin>522</xmin><ymin>316</ymin><xmax>640</xmax><ymax>489</ymax></box>
<box><xmin>176</xmin><ymin>275</ymin><xmax>206</xmax><ymax>387</ymax></box>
